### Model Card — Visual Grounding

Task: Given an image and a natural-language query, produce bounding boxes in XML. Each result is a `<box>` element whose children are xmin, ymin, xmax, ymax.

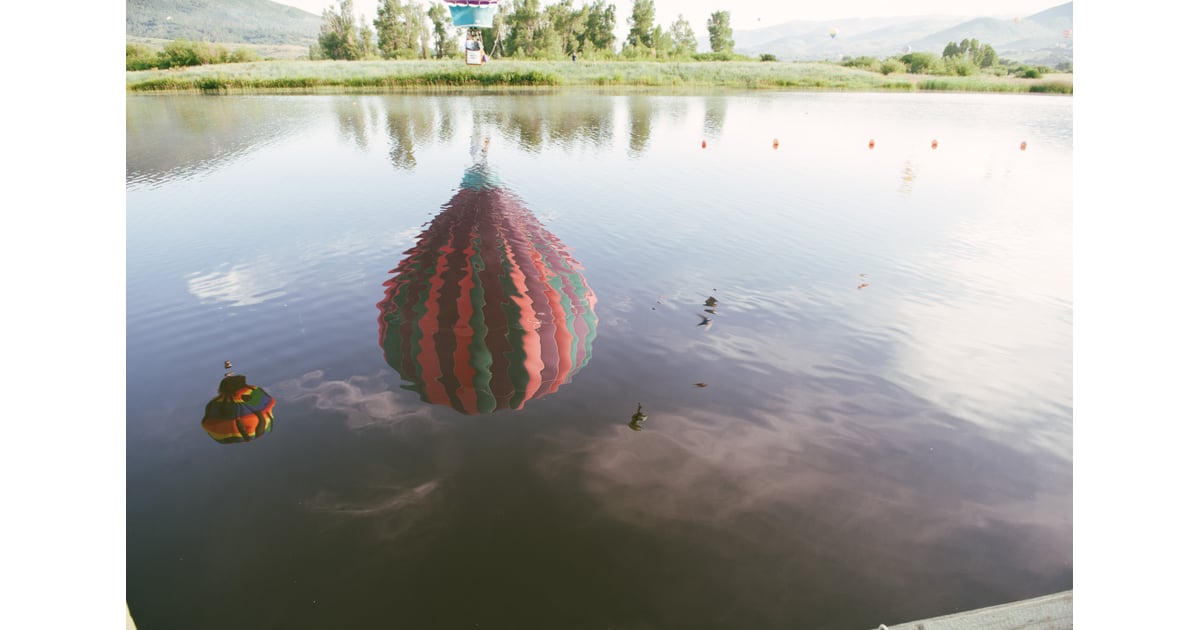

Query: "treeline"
<box><xmin>312</xmin><ymin>0</ymin><xmax>743</xmax><ymax>61</ymax></box>
<box><xmin>127</xmin><ymin>40</ymin><xmax>261</xmax><ymax>70</ymax></box>
<box><xmin>842</xmin><ymin>38</ymin><xmax>1068</xmax><ymax>78</ymax></box>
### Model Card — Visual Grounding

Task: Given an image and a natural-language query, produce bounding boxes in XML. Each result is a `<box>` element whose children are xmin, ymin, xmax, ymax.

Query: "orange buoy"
<box><xmin>931</xmin><ymin>139</ymin><xmax>938</xmax><ymax>149</ymax></box>
<box><xmin>1020</xmin><ymin>141</ymin><xmax>1027</xmax><ymax>151</ymax></box>
<box><xmin>868</xmin><ymin>139</ymin><xmax>875</xmax><ymax>149</ymax></box>
<box><xmin>701</xmin><ymin>140</ymin><xmax>707</xmax><ymax>148</ymax></box>
<box><xmin>772</xmin><ymin>138</ymin><xmax>779</xmax><ymax>149</ymax></box>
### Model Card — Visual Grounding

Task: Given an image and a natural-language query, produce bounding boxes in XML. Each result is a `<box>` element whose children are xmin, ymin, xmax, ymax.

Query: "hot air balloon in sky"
<box><xmin>445</xmin><ymin>0</ymin><xmax>499</xmax><ymax>65</ymax></box>
<box><xmin>201</xmin><ymin>372</ymin><xmax>276</xmax><ymax>444</ymax></box>
<box><xmin>829</xmin><ymin>27</ymin><xmax>838</xmax><ymax>39</ymax></box>
<box><xmin>377</xmin><ymin>139</ymin><xmax>598</xmax><ymax>415</ymax></box>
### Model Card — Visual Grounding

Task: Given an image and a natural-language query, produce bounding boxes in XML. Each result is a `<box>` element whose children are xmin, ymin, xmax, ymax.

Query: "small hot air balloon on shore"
<box><xmin>201</xmin><ymin>369</ymin><xmax>276</xmax><ymax>444</ymax></box>
<box><xmin>446</xmin><ymin>0</ymin><xmax>500</xmax><ymax>65</ymax></box>
<box><xmin>378</xmin><ymin>140</ymin><xmax>598</xmax><ymax>415</ymax></box>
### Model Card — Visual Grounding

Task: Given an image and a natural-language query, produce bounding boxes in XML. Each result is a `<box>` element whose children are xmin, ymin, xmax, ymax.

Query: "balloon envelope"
<box><xmin>378</xmin><ymin>164</ymin><xmax>598</xmax><ymax>415</ymax></box>
<box><xmin>201</xmin><ymin>375</ymin><xmax>276</xmax><ymax>443</ymax></box>
<box><xmin>445</xmin><ymin>0</ymin><xmax>499</xmax><ymax>27</ymax></box>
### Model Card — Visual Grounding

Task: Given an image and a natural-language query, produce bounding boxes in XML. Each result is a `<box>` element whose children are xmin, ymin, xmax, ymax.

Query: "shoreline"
<box><xmin>126</xmin><ymin>59</ymin><xmax>1072</xmax><ymax>95</ymax></box>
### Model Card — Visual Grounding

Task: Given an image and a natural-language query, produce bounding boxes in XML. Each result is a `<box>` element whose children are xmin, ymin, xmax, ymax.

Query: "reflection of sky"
<box><xmin>270</xmin><ymin>369</ymin><xmax>436</xmax><ymax>430</ymax></box>
<box><xmin>132</xmin><ymin>91</ymin><xmax>1071</xmax><ymax>445</ymax></box>
<box><xmin>186</xmin><ymin>258</ymin><xmax>287</xmax><ymax>307</ymax></box>
<box><xmin>531</xmin><ymin>397</ymin><xmax>1071</xmax><ymax>617</ymax></box>
<box><xmin>127</xmin><ymin>92</ymin><xmax>1072</xmax><ymax>627</ymax></box>
<box><xmin>129</xmin><ymin>91</ymin><xmax>1072</xmax><ymax>432</ymax></box>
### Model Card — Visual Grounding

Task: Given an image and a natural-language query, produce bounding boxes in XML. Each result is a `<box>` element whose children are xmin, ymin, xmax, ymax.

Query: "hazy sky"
<box><xmin>275</xmin><ymin>0</ymin><xmax>1066</xmax><ymax>34</ymax></box>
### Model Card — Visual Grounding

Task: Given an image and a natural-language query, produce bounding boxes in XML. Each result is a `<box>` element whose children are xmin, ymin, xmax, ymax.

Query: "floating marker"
<box><xmin>772</xmin><ymin>138</ymin><xmax>779</xmax><ymax>149</ymax></box>
<box><xmin>1020</xmin><ymin>141</ymin><xmax>1027</xmax><ymax>151</ymax></box>
<box><xmin>868</xmin><ymin>139</ymin><xmax>875</xmax><ymax>149</ymax></box>
<box><xmin>701</xmin><ymin>140</ymin><xmax>707</xmax><ymax>148</ymax></box>
<box><xmin>931</xmin><ymin>139</ymin><xmax>938</xmax><ymax>149</ymax></box>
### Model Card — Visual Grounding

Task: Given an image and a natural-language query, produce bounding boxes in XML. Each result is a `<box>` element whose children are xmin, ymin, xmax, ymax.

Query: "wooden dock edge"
<box><xmin>875</xmin><ymin>590</ymin><xmax>1072</xmax><ymax>630</ymax></box>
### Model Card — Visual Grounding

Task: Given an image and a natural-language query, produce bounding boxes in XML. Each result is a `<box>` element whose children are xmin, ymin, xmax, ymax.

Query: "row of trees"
<box><xmin>314</xmin><ymin>0</ymin><xmax>456</xmax><ymax>60</ymax></box>
<box><xmin>313</xmin><ymin>0</ymin><xmax>738</xmax><ymax>61</ymax></box>
<box><xmin>843</xmin><ymin>39</ymin><xmax>1058</xmax><ymax>78</ymax></box>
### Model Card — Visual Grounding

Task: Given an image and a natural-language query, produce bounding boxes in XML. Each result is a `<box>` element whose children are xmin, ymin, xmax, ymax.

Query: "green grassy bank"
<box><xmin>126</xmin><ymin>59</ymin><xmax>1072</xmax><ymax>94</ymax></box>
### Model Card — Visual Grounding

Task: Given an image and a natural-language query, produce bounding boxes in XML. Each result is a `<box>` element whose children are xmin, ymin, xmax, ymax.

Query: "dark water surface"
<box><xmin>126</xmin><ymin>92</ymin><xmax>1071</xmax><ymax>629</ymax></box>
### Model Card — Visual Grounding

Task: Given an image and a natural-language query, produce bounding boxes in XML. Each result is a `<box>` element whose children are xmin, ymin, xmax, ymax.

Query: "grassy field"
<box><xmin>125</xmin><ymin>59</ymin><xmax>1073</xmax><ymax>94</ymax></box>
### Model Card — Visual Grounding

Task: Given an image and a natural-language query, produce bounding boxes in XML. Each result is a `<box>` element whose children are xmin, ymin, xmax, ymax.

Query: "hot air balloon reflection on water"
<box><xmin>446</xmin><ymin>1</ymin><xmax>500</xmax><ymax>65</ymax></box>
<box><xmin>201</xmin><ymin>370</ymin><xmax>276</xmax><ymax>444</ymax></box>
<box><xmin>378</xmin><ymin>144</ymin><xmax>598</xmax><ymax>415</ymax></box>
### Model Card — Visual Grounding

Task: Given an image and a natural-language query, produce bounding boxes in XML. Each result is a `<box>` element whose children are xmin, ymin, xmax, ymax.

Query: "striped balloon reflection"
<box><xmin>378</xmin><ymin>163</ymin><xmax>597</xmax><ymax>414</ymax></box>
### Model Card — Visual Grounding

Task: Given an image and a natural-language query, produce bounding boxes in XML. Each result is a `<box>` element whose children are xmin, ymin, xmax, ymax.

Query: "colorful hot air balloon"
<box><xmin>829</xmin><ymin>27</ymin><xmax>838</xmax><ymax>39</ymax></box>
<box><xmin>201</xmin><ymin>374</ymin><xmax>276</xmax><ymax>444</ymax></box>
<box><xmin>378</xmin><ymin>161</ymin><xmax>598</xmax><ymax>415</ymax></box>
<box><xmin>445</xmin><ymin>0</ymin><xmax>498</xmax><ymax>26</ymax></box>
<box><xmin>446</xmin><ymin>0</ymin><xmax>500</xmax><ymax>64</ymax></box>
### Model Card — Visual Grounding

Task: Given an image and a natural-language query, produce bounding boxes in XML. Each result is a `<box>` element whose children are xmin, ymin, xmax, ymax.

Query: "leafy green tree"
<box><xmin>161</xmin><ymin>39</ymin><xmax>203</xmax><ymax>66</ymax></box>
<box><xmin>978</xmin><ymin>43</ymin><xmax>997</xmax><ymax>67</ymax></box>
<box><xmin>901</xmin><ymin>51</ymin><xmax>939</xmax><ymax>73</ymax></box>
<box><xmin>625</xmin><ymin>0</ymin><xmax>655</xmax><ymax>49</ymax></box>
<box><xmin>428</xmin><ymin>1</ymin><xmax>456</xmax><ymax>58</ymax></box>
<box><xmin>534</xmin><ymin>21</ymin><xmax>564</xmax><ymax>57</ymax></box>
<box><xmin>668</xmin><ymin>14</ymin><xmax>696</xmax><ymax>57</ymax></box>
<box><xmin>652</xmin><ymin>25</ymin><xmax>672</xmax><ymax>58</ymax></box>
<box><xmin>504</xmin><ymin>0</ymin><xmax>542</xmax><ymax>57</ymax></box>
<box><xmin>880</xmin><ymin>58</ymin><xmax>906</xmax><ymax>75</ymax></box>
<box><xmin>358</xmin><ymin>15</ymin><xmax>375</xmax><ymax>57</ymax></box>
<box><xmin>581</xmin><ymin>1</ymin><xmax>616</xmax><ymax>55</ymax></box>
<box><xmin>942</xmin><ymin>41</ymin><xmax>960</xmax><ymax>58</ymax></box>
<box><xmin>375</xmin><ymin>0</ymin><xmax>404</xmax><ymax>58</ymax></box>
<box><xmin>945</xmin><ymin>56</ymin><xmax>976</xmax><ymax>76</ymax></box>
<box><xmin>706</xmin><ymin>10</ymin><xmax>733</xmax><ymax>54</ymax></box>
<box><xmin>318</xmin><ymin>0</ymin><xmax>364</xmax><ymax>60</ymax></box>
<box><xmin>228</xmin><ymin>47</ymin><xmax>259</xmax><ymax>63</ymax></box>
<box><xmin>546</xmin><ymin>0</ymin><xmax>587</xmax><ymax>55</ymax></box>
<box><xmin>126</xmin><ymin>43</ymin><xmax>159</xmax><ymax>70</ymax></box>
<box><xmin>375</xmin><ymin>0</ymin><xmax>427</xmax><ymax>59</ymax></box>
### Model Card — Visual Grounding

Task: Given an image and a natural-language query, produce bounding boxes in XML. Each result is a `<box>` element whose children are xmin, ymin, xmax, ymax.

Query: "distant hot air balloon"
<box><xmin>378</xmin><ymin>149</ymin><xmax>598</xmax><ymax>415</ymax></box>
<box><xmin>445</xmin><ymin>1</ymin><xmax>500</xmax><ymax>65</ymax></box>
<box><xmin>201</xmin><ymin>373</ymin><xmax>276</xmax><ymax>444</ymax></box>
<box><xmin>829</xmin><ymin>27</ymin><xmax>839</xmax><ymax>39</ymax></box>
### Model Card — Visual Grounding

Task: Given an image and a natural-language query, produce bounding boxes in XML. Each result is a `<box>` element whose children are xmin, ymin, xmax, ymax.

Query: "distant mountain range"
<box><xmin>127</xmin><ymin>0</ymin><xmax>1072</xmax><ymax>65</ymax></box>
<box><xmin>733</xmin><ymin>3</ymin><xmax>1073</xmax><ymax>65</ymax></box>
<box><xmin>127</xmin><ymin>0</ymin><xmax>321</xmax><ymax>47</ymax></box>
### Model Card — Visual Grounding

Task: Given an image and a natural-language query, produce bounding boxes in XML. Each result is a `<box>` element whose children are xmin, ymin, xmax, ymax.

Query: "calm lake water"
<box><xmin>126</xmin><ymin>91</ymin><xmax>1072</xmax><ymax>629</ymax></box>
